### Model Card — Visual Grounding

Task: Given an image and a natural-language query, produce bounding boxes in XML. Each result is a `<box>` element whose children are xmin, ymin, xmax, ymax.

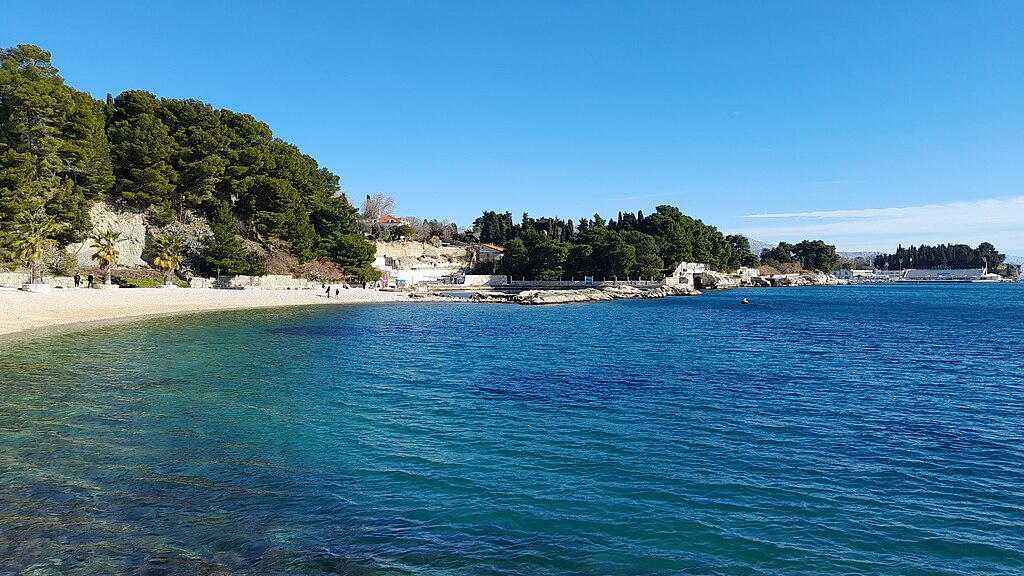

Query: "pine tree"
<box><xmin>202</xmin><ymin>201</ymin><xmax>247</xmax><ymax>274</ymax></box>
<box><xmin>106</xmin><ymin>90</ymin><xmax>176</xmax><ymax>222</ymax></box>
<box><xmin>157</xmin><ymin>98</ymin><xmax>229</xmax><ymax>213</ymax></box>
<box><xmin>0</xmin><ymin>45</ymin><xmax>111</xmax><ymax>241</ymax></box>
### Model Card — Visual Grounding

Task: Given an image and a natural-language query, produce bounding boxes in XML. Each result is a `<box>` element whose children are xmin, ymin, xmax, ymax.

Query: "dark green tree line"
<box><xmin>873</xmin><ymin>243</ymin><xmax>1005</xmax><ymax>271</ymax></box>
<box><xmin>759</xmin><ymin>240</ymin><xmax>839</xmax><ymax>271</ymax></box>
<box><xmin>475</xmin><ymin>205</ymin><xmax>762</xmax><ymax>280</ymax></box>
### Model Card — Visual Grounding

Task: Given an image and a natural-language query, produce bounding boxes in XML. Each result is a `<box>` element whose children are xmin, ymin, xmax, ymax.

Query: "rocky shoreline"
<box><xmin>421</xmin><ymin>269</ymin><xmax>844</xmax><ymax>306</ymax></box>
<box><xmin>1</xmin><ymin>270</ymin><xmax>845</xmax><ymax>338</ymax></box>
<box><xmin>697</xmin><ymin>270</ymin><xmax>846</xmax><ymax>289</ymax></box>
<box><xmin>427</xmin><ymin>283</ymin><xmax>702</xmax><ymax>305</ymax></box>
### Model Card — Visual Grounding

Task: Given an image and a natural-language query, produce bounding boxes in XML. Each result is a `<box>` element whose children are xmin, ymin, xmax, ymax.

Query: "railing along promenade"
<box><xmin>505</xmin><ymin>278</ymin><xmax>666</xmax><ymax>288</ymax></box>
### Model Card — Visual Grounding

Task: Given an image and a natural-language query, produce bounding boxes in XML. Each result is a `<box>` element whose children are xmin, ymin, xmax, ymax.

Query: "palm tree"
<box><xmin>91</xmin><ymin>229</ymin><xmax>122</xmax><ymax>285</ymax></box>
<box><xmin>152</xmin><ymin>235</ymin><xmax>184</xmax><ymax>285</ymax></box>
<box><xmin>8</xmin><ymin>211</ymin><xmax>63</xmax><ymax>285</ymax></box>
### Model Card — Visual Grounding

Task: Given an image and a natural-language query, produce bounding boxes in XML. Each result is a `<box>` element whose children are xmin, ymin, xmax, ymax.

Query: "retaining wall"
<box><xmin>189</xmin><ymin>274</ymin><xmax>319</xmax><ymax>290</ymax></box>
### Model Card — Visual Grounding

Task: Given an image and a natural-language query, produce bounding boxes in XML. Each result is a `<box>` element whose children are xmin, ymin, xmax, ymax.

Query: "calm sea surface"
<box><xmin>1</xmin><ymin>284</ymin><xmax>1023</xmax><ymax>575</ymax></box>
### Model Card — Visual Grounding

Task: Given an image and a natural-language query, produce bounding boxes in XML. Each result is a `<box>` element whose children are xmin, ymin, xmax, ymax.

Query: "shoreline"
<box><xmin>0</xmin><ymin>278</ymin><xmax>855</xmax><ymax>342</ymax></box>
<box><xmin>0</xmin><ymin>287</ymin><xmax>439</xmax><ymax>342</ymax></box>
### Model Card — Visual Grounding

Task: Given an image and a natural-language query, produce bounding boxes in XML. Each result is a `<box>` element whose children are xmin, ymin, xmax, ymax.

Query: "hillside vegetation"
<box><xmin>0</xmin><ymin>45</ymin><xmax>375</xmax><ymax>279</ymax></box>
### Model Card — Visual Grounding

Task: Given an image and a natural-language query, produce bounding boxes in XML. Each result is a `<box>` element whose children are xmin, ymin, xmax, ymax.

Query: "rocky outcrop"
<box><xmin>375</xmin><ymin>240</ymin><xmax>467</xmax><ymax>269</ymax></box>
<box><xmin>641</xmin><ymin>283</ymin><xmax>703</xmax><ymax>298</ymax></box>
<box><xmin>699</xmin><ymin>271</ymin><xmax>742</xmax><ymax>290</ymax></box>
<box><xmin>65</xmin><ymin>202</ymin><xmax>150</xmax><ymax>268</ymax></box>
<box><xmin>760</xmin><ymin>271</ymin><xmax>845</xmax><ymax>287</ymax></box>
<box><xmin>699</xmin><ymin>269</ymin><xmax>847</xmax><ymax>288</ymax></box>
<box><xmin>466</xmin><ymin>283</ymin><xmax>701</xmax><ymax>305</ymax></box>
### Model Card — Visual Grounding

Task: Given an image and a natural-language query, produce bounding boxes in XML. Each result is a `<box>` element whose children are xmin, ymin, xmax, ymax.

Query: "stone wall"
<box><xmin>0</xmin><ymin>272</ymin><xmax>76</xmax><ymax>288</ymax></box>
<box><xmin>463</xmin><ymin>275</ymin><xmax>507</xmax><ymax>286</ymax></box>
<box><xmin>189</xmin><ymin>274</ymin><xmax>320</xmax><ymax>290</ymax></box>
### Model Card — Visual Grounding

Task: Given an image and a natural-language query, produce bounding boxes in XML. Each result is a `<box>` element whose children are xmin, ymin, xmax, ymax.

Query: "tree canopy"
<box><xmin>473</xmin><ymin>205</ymin><xmax>763</xmax><ymax>279</ymax></box>
<box><xmin>0</xmin><ymin>44</ymin><xmax>374</xmax><ymax>277</ymax></box>
<box><xmin>874</xmin><ymin>243</ymin><xmax>1005</xmax><ymax>271</ymax></box>
<box><xmin>760</xmin><ymin>240</ymin><xmax>840</xmax><ymax>272</ymax></box>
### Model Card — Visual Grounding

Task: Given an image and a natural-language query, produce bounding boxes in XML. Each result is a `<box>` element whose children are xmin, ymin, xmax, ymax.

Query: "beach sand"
<box><xmin>0</xmin><ymin>286</ymin><xmax>429</xmax><ymax>339</ymax></box>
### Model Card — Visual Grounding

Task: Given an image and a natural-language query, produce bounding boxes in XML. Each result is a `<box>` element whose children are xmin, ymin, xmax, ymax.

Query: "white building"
<box><xmin>672</xmin><ymin>261</ymin><xmax>709</xmax><ymax>276</ymax></box>
<box><xmin>832</xmin><ymin>269</ymin><xmax>878</xmax><ymax>281</ymax></box>
<box><xmin>901</xmin><ymin>268</ymin><xmax>986</xmax><ymax>281</ymax></box>
<box><xmin>473</xmin><ymin>244</ymin><xmax>505</xmax><ymax>263</ymax></box>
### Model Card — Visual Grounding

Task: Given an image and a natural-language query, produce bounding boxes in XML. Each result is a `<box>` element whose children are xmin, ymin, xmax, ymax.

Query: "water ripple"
<box><xmin>1</xmin><ymin>285</ymin><xmax>1023</xmax><ymax>574</ymax></box>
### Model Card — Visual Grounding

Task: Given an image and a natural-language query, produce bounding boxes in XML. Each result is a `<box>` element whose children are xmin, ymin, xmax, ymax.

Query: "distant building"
<box><xmin>736</xmin><ymin>266</ymin><xmax>760</xmax><ymax>278</ymax></box>
<box><xmin>360</xmin><ymin>215</ymin><xmax>409</xmax><ymax>227</ymax></box>
<box><xmin>875</xmin><ymin>269</ymin><xmax>906</xmax><ymax>279</ymax></box>
<box><xmin>834</xmin><ymin>268</ymin><xmax>995</xmax><ymax>282</ymax></box>
<box><xmin>902</xmin><ymin>268</ymin><xmax>985</xmax><ymax>281</ymax></box>
<box><xmin>832</xmin><ymin>269</ymin><xmax>878</xmax><ymax>281</ymax></box>
<box><xmin>671</xmin><ymin>261</ymin><xmax>709</xmax><ymax>277</ymax></box>
<box><xmin>473</xmin><ymin>244</ymin><xmax>505</xmax><ymax>263</ymax></box>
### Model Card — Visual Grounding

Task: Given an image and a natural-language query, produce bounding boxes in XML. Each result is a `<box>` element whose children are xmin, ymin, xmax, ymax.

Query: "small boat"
<box><xmin>741</xmin><ymin>298</ymin><xmax>750</xmax><ymax>305</ymax></box>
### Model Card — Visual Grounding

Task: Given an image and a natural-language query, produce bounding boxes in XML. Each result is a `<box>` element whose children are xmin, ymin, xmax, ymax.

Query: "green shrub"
<box><xmin>48</xmin><ymin>252</ymin><xmax>79</xmax><ymax>276</ymax></box>
<box><xmin>111</xmin><ymin>273</ymin><xmax>189</xmax><ymax>288</ymax></box>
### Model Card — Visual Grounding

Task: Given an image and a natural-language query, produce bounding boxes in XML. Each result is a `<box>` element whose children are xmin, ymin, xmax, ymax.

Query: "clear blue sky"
<box><xmin>3</xmin><ymin>1</ymin><xmax>1022</xmax><ymax>252</ymax></box>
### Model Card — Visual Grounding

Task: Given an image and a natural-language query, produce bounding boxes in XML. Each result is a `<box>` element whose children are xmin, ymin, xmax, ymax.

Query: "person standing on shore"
<box><xmin>87</xmin><ymin>274</ymin><xmax>94</xmax><ymax>288</ymax></box>
<box><xmin>73</xmin><ymin>273</ymin><xmax>81</xmax><ymax>288</ymax></box>
<box><xmin>325</xmin><ymin>285</ymin><xmax>331</xmax><ymax>299</ymax></box>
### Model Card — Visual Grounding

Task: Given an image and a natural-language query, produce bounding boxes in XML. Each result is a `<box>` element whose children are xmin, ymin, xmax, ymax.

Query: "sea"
<box><xmin>1</xmin><ymin>283</ymin><xmax>1022</xmax><ymax>575</ymax></box>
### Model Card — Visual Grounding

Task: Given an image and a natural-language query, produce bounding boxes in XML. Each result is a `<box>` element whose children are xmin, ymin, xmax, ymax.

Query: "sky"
<box><xmin>3</xmin><ymin>1</ymin><xmax>1022</xmax><ymax>253</ymax></box>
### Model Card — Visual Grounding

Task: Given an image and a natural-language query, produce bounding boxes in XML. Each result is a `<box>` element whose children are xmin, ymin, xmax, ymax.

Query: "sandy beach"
<box><xmin>0</xmin><ymin>286</ymin><xmax>428</xmax><ymax>339</ymax></box>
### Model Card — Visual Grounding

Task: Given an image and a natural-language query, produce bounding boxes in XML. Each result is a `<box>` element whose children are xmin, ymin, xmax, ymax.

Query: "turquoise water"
<box><xmin>1</xmin><ymin>284</ymin><xmax>1023</xmax><ymax>575</ymax></box>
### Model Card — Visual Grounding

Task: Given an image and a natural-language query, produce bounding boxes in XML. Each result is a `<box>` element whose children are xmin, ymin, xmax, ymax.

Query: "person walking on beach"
<box><xmin>335</xmin><ymin>288</ymin><xmax>339</xmax><ymax>298</ymax></box>
<box><xmin>326</xmin><ymin>285</ymin><xmax>331</xmax><ymax>299</ymax></box>
<box><xmin>73</xmin><ymin>273</ymin><xmax>81</xmax><ymax>288</ymax></box>
<box><xmin>87</xmin><ymin>274</ymin><xmax>94</xmax><ymax>288</ymax></box>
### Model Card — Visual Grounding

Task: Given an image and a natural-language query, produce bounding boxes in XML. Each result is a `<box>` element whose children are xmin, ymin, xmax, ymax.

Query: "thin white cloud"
<box><xmin>617</xmin><ymin>192</ymin><xmax>675</xmax><ymax>202</ymax></box>
<box><xmin>738</xmin><ymin>197</ymin><xmax>1024</xmax><ymax>253</ymax></box>
<box><xmin>802</xmin><ymin>180</ymin><xmax>862</xmax><ymax>187</ymax></box>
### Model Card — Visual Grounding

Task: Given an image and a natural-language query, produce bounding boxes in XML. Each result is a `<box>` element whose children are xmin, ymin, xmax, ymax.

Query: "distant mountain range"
<box><xmin>744</xmin><ymin>237</ymin><xmax>774</xmax><ymax>255</ymax></box>
<box><xmin>836</xmin><ymin>251</ymin><xmax>883</xmax><ymax>261</ymax></box>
